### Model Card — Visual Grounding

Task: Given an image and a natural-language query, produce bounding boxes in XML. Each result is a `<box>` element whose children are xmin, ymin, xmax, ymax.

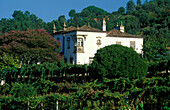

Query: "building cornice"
<box><xmin>106</xmin><ymin>35</ymin><xmax>144</xmax><ymax>38</ymax></box>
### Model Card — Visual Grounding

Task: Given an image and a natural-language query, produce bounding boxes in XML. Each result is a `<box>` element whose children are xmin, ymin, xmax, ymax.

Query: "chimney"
<box><xmin>88</xmin><ymin>22</ymin><xmax>91</xmax><ymax>27</ymax></box>
<box><xmin>77</xmin><ymin>25</ymin><xmax>79</xmax><ymax>29</ymax></box>
<box><xmin>120</xmin><ymin>21</ymin><xmax>125</xmax><ymax>32</ymax></box>
<box><xmin>102</xmin><ymin>18</ymin><xmax>106</xmax><ymax>31</ymax></box>
<box><xmin>116</xmin><ymin>22</ymin><xmax>119</xmax><ymax>27</ymax></box>
<box><xmin>53</xmin><ymin>23</ymin><xmax>56</xmax><ymax>33</ymax></box>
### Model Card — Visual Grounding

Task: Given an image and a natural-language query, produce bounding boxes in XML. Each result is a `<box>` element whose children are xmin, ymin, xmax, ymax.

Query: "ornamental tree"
<box><xmin>90</xmin><ymin>45</ymin><xmax>147</xmax><ymax>80</ymax></box>
<box><xmin>0</xmin><ymin>29</ymin><xmax>62</xmax><ymax>64</ymax></box>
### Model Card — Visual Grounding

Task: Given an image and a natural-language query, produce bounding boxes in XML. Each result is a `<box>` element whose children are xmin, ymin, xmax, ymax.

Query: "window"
<box><xmin>77</xmin><ymin>38</ymin><xmax>83</xmax><ymax>47</ymax></box>
<box><xmin>89</xmin><ymin>57</ymin><xmax>93</xmax><ymax>64</ymax></box>
<box><xmin>67</xmin><ymin>37</ymin><xmax>70</xmax><ymax>49</ymax></box>
<box><xmin>116</xmin><ymin>41</ymin><xmax>121</xmax><ymax>45</ymax></box>
<box><xmin>130</xmin><ymin>41</ymin><xmax>135</xmax><ymax>49</ymax></box>
<box><xmin>57</xmin><ymin>37</ymin><xmax>60</xmax><ymax>41</ymax></box>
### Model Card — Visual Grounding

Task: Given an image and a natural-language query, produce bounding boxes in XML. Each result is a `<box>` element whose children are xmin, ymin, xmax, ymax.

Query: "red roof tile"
<box><xmin>107</xmin><ymin>29</ymin><xmax>142</xmax><ymax>38</ymax></box>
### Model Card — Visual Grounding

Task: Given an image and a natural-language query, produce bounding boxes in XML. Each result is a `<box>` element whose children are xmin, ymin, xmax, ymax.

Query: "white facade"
<box><xmin>53</xmin><ymin>21</ymin><xmax>144</xmax><ymax>65</ymax></box>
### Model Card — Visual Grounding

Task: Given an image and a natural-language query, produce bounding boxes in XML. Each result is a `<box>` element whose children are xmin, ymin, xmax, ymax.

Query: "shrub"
<box><xmin>33</xmin><ymin>79</ymin><xmax>57</xmax><ymax>95</ymax></box>
<box><xmin>90</xmin><ymin>44</ymin><xmax>147</xmax><ymax>80</ymax></box>
<box><xmin>10</xmin><ymin>82</ymin><xmax>37</xmax><ymax>99</ymax></box>
<box><xmin>0</xmin><ymin>53</ymin><xmax>20</xmax><ymax>71</ymax></box>
<box><xmin>0</xmin><ymin>53</ymin><xmax>20</xmax><ymax>84</ymax></box>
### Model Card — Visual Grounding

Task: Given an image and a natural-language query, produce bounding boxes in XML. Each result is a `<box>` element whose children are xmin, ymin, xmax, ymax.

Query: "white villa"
<box><xmin>53</xmin><ymin>19</ymin><xmax>144</xmax><ymax>65</ymax></box>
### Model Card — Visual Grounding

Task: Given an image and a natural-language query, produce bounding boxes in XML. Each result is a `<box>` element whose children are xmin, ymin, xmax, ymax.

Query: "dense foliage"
<box><xmin>90</xmin><ymin>45</ymin><xmax>148</xmax><ymax>80</ymax></box>
<box><xmin>0</xmin><ymin>0</ymin><xmax>169</xmax><ymax>64</ymax></box>
<box><xmin>0</xmin><ymin>76</ymin><xmax>169</xmax><ymax>109</ymax></box>
<box><xmin>0</xmin><ymin>0</ymin><xmax>169</xmax><ymax>109</ymax></box>
<box><xmin>0</xmin><ymin>29</ymin><xmax>62</xmax><ymax>64</ymax></box>
<box><xmin>0</xmin><ymin>59</ymin><xmax>169</xmax><ymax>109</ymax></box>
<box><xmin>0</xmin><ymin>52</ymin><xmax>20</xmax><ymax>69</ymax></box>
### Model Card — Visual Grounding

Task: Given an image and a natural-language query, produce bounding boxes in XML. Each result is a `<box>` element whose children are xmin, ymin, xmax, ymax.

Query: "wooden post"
<box><xmin>41</xmin><ymin>103</ymin><xmax>43</xmax><ymax>110</ymax></box>
<box><xmin>78</xmin><ymin>99</ymin><xmax>80</xmax><ymax>108</ymax></box>
<box><xmin>27</xmin><ymin>101</ymin><xmax>30</xmax><ymax>110</ymax></box>
<box><xmin>100</xmin><ymin>99</ymin><xmax>102</xmax><ymax>107</ymax></box>
<box><xmin>56</xmin><ymin>100</ymin><xmax>58</xmax><ymax>110</ymax></box>
<box><xmin>74</xmin><ymin>73</ymin><xmax>76</xmax><ymax>84</ymax></box>
<box><xmin>92</xmin><ymin>100</ymin><xmax>94</xmax><ymax>109</ymax></box>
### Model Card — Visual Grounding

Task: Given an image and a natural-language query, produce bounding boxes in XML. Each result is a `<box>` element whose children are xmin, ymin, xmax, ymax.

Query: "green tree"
<box><xmin>58</xmin><ymin>15</ymin><xmax>66</xmax><ymax>29</ymax></box>
<box><xmin>69</xmin><ymin>9</ymin><xmax>76</xmax><ymax>18</ymax></box>
<box><xmin>126</xmin><ymin>0</ymin><xmax>135</xmax><ymax>15</ymax></box>
<box><xmin>112</xmin><ymin>11</ymin><xmax>119</xmax><ymax>15</ymax></box>
<box><xmin>143</xmin><ymin>35</ymin><xmax>160</xmax><ymax>61</ymax></box>
<box><xmin>0</xmin><ymin>52</ymin><xmax>20</xmax><ymax>69</ymax></box>
<box><xmin>80</xmin><ymin>9</ymin><xmax>90</xmax><ymax>18</ymax></box>
<box><xmin>137</xmin><ymin>0</ymin><xmax>142</xmax><ymax>6</ymax></box>
<box><xmin>0</xmin><ymin>53</ymin><xmax>20</xmax><ymax>84</ymax></box>
<box><xmin>143</xmin><ymin>34</ymin><xmax>168</xmax><ymax>73</ymax></box>
<box><xmin>0</xmin><ymin>18</ymin><xmax>10</xmax><ymax>33</ymax></box>
<box><xmin>157</xmin><ymin>0</ymin><xmax>164</xmax><ymax>7</ymax></box>
<box><xmin>84</xmin><ymin>6</ymin><xmax>108</xmax><ymax>16</ymax></box>
<box><xmin>12</xmin><ymin>10</ymin><xmax>46</xmax><ymax>30</ymax></box>
<box><xmin>0</xmin><ymin>11</ymin><xmax>48</xmax><ymax>34</ymax></box>
<box><xmin>136</xmin><ymin>0</ymin><xmax>142</xmax><ymax>10</ymax></box>
<box><xmin>145</xmin><ymin>0</ymin><xmax>148</xmax><ymax>3</ymax></box>
<box><xmin>10</xmin><ymin>83</ymin><xmax>37</xmax><ymax>99</ymax></box>
<box><xmin>90</xmin><ymin>45</ymin><xmax>147</xmax><ymax>80</ymax></box>
<box><xmin>125</xmin><ymin>15</ymin><xmax>140</xmax><ymax>34</ymax></box>
<box><xmin>0</xmin><ymin>29</ymin><xmax>62</xmax><ymax>64</ymax></box>
<box><xmin>118</xmin><ymin>7</ymin><xmax>125</xmax><ymax>14</ymax></box>
<box><xmin>139</xmin><ymin>13</ymin><xmax>150</xmax><ymax>27</ymax></box>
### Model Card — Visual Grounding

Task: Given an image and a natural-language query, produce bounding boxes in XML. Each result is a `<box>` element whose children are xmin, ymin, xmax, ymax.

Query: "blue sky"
<box><xmin>0</xmin><ymin>0</ymin><xmax>145</xmax><ymax>22</ymax></box>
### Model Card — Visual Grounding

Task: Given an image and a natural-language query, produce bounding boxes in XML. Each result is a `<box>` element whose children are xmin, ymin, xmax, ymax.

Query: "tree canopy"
<box><xmin>137</xmin><ymin>0</ymin><xmax>142</xmax><ymax>6</ymax></box>
<box><xmin>69</xmin><ymin>9</ymin><xmax>76</xmax><ymax>18</ymax></box>
<box><xmin>0</xmin><ymin>0</ymin><xmax>169</xmax><ymax>64</ymax></box>
<box><xmin>90</xmin><ymin>45</ymin><xmax>148</xmax><ymax>80</ymax></box>
<box><xmin>126</xmin><ymin>0</ymin><xmax>135</xmax><ymax>15</ymax></box>
<box><xmin>0</xmin><ymin>29</ymin><xmax>62</xmax><ymax>64</ymax></box>
<box><xmin>118</xmin><ymin>7</ymin><xmax>125</xmax><ymax>15</ymax></box>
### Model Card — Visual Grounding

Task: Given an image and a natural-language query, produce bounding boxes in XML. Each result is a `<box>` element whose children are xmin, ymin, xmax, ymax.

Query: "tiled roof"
<box><xmin>107</xmin><ymin>29</ymin><xmax>142</xmax><ymax>38</ymax></box>
<box><xmin>78</xmin><ymin>25</ymin><xmax>101</xmax><ymax>31</ymax></box>
<box><xmin>65</xmin><ymin>26</ymin><xmax>77</xmax><ymax>31</ymax></box>
<box><xmin>53</xmin><ymin>25</ymin><xmax>102</xmax><ymax>35</ymax></box>
<box><xmin>53</xmin><ymin>25</ymin><xmax>143</xmax><ymax>38</ymax></box>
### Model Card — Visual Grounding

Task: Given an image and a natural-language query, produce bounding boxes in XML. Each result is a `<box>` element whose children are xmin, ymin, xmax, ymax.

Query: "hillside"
<box><xmin>0</xmin><ymin>0</ymin><xmax>169</xmax><ymax>62</ymax></box>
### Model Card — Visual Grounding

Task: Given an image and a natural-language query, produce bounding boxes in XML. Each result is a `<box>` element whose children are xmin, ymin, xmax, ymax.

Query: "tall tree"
<box><xmin>125</xmin><ymin>16</ymin><xmax>140</xmax><ymax>35</ymax></box>
<box><xmin>145</xmin><ymin>0</ymin><xmax>148</xmax><ymax>3</ymax></box>
<box><xmin>126</xmin><ymin>0</ymin><xmax>135</xmax><ymax>15</ymax></box>
<box><xmin>139</xmin><ymin>12</ymin><xmax>150</xmax><ymax>27</ymax></box>
<box><xmin>58</xmin><ymin>15</ymin><xmax>66</xmax><ymax>29</ymax></box>
<box><xmin>0</xmin><ymin>29</ymin><xmax>62</xmax><ymax>64</ymax></box>
<box><xmin>118</xmin><ymin>7</ymin><xmax>125</xmax><ymax>14</ymax></box>
<box><xmin>0</xmin><ymin>11</ymin><xmax>48</xmax><ymax>34</ymax></box>
<box><xmin>80</xmin><ymin>9</ymin><xmax>90</xmax><ymax>18</ymax></box>
<box><xmin>157</xmin><ymin>0</ymin><xmax>164</xmax><ymax>7</ymax></box>
<box><xmin>137</xmin><ymin>0</ymin><xmax>142</xmax><ymax>6</ymax></box>
<box><xmin>84</xmin><ymin>6</ymin><xmax>108</xmax><ymax>16</ymax></box>
<box><xmin>69</xmin><ymin>9</ymin><xmax>76</xmax><ymax>18</ymax></box>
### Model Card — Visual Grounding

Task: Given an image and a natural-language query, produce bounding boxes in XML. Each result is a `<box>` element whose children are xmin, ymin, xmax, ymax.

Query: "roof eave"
<box><xmin>106</xmin><ymin>35</ymin><xmax>144</xmax><ymax>38</ymax></box>
<box><xmin>53</xmin><ymin>30</ymin><xmax>107</xmax><ymax>35</ymax></box>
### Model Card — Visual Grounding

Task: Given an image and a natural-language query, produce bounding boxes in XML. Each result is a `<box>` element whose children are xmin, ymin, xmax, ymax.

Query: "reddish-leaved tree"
<box><xmin>0</xmin><ymin>29</ymin><xmax>62</xmax><ymax>64</ymax></box>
